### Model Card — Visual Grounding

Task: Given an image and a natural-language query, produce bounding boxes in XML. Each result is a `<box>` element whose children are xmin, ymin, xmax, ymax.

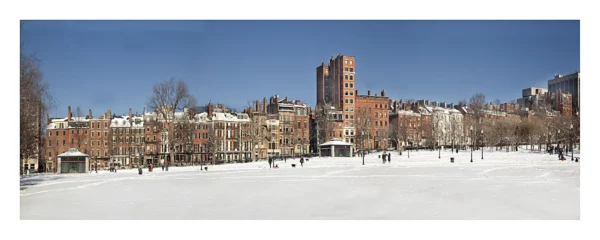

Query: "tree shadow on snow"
<box><xmin>20</xmin><ymin>174</ymin><xmax>64</xmax><ymax>191</ymax></box>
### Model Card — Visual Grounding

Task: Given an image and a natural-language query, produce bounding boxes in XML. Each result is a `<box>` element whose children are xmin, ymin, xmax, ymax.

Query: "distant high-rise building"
<box><xmin>548</xmin><ymin>72</ymin><xmax>580</xmax><ymax>113</ymax></box>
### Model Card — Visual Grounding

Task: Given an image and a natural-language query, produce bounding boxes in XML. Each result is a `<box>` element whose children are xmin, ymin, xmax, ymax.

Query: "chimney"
<box><xmin>67</xmin><ymin>106</ymin><xmax>72</xmax><ymax>121</ymax></box>
<box><xmin>107</xmin><ymin>109</ymin><xmax>112</xmax><ymax>119</ymax></box>
<box><xmin>88</xmin><ymin>109</ymin><xmax>92</xmax><ymax>119</ymax></box>
<box><xmin>381</xmin><ymin>90</ymin><xmax>386</xmax><ymax>97</ymax></box>
<box><xmin>255</xmin><ymin>101</ymin><xmax>259</xmax><ymax>112</ymax></box>
<box><xmin>368</xmin><ymin>90</ymin><xmax>371</xmax><ymax>96</ymax></box>
<box><xmin>355</xmin><ymin>90</ymin><xmax>358</xmax><ymax>96</ymax></box>
<box><xmin>129</xmin><ymin>108</ymin><xmax>132</xmax><ymax>119</ymax></box>
<box><xmin>263</xmin><ymin>97</ymin><xmax>267</xmax><ymax>113</ymax></box>
<box><xmin>207</xmin><ymin>104</ymin><xmax>214</xmax><ymax>117</ymax></box>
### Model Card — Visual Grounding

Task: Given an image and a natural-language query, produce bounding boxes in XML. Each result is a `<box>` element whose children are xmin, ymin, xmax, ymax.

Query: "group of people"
<box><xmin>547</xmin><ymin>145</ymin><xmax>569</xmax><ymax>160</ymax></box>
<box><xmin>267</xmin><ymin>157</ymin><xmax>306</xmax><ymax>168</ymax></box>
<box><xmin>381</xmin><ymin>152</ymin><xmax>392</xmax><ymax>164</ymax></box>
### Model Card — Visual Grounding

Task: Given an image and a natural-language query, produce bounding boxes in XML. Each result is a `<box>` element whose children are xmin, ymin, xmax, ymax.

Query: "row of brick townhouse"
<box><xmin>245</xmin><ymin>95</ymin><xmax>311</xmax><ymax>159</ymax></box>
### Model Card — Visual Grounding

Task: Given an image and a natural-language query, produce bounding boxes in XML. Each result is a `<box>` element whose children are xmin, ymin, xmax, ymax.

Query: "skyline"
<box><xmin>20</xmin><ymin>20</ymin><xmax>580</xmax><ymax>117</ymax></box>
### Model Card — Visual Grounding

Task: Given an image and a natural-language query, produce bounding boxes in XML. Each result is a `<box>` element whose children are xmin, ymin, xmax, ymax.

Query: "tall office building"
<box><xmin>548</xmin><ymin>72</ymin><xmax>580</xmax><ymax>113</ymax></box>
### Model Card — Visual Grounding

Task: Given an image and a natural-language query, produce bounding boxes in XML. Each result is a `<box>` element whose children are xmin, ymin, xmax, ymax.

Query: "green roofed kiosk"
<box><xmin>57</xmin><ymin>148</ymin><xmax>90</xmax><ymax>174</ymax></box>
<box><xmin>319</xmin><ymin>138</ymin><xmax>353</xmax><ymax>157</ymax></box>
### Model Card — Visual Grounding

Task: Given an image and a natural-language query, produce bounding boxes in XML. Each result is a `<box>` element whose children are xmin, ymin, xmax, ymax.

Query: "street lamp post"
<box><xmin>558</xmin><ymin>129</ymin><xmax>561</xmax><ymax>153</ymax></box>
<box><xmin>570</xmin><ymin>124</ymin><xmax>574</xmax><ymax>161</ymax></box>
<box><xmin>481</xmin><ymin>129</ymin><xmax>484</xmax><ymax>160</ymax></box>
<box><xmin>470</xmin><ymin>125</ymin><xmax>473</xmax><ymax>163</ymax></box>
<box><xmin>438</xmin><ymin>141</ymin><xmax>441</xmax><ymax>159</ymax></box>
<box><xmin>362</xmin><ymin>131</ymin><xmax>365</xmax><ymax>165</ymax></box>
<box><xmin>549</xmin><ymin>132</ymin><xmax>552</xmax><ymax>155</ymax></box>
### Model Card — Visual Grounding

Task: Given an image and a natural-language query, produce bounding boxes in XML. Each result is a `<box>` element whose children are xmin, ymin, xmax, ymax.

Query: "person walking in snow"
<box><xmin>162</xmin><ymin>164</ymin><xmax>165</xmax><ymax>171</ymax></box>
<box><xmin>268</xmin><ymin>158</ymin><xmax>272</xmax><ymax>168</ymax></box>
<box><xmin>388</xmin><ymin>153</ymin><xmax>391</xmax><ymax>163</ymax></box>
<box><xmin>300</xmin><ymin>158</ymin><xmax>304</xmax><ymax>167</ymax></box>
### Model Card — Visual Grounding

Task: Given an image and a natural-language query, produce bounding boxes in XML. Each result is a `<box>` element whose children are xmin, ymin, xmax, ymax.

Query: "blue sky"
<box><xmin>20</xmin><ymin>20</ymin><xmax>579</xmax><ymax>117</ymax></box>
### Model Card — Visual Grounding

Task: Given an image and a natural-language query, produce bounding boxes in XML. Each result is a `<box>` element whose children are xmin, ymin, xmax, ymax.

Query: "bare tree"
<box><xmin>20</xmin><ymin>53</ymin><xmax>55</xmax><ymax>174</ymax></box>
<box><xmin>468</xmin><ymin>93</ymin><xmax>486</xmax><ymax>149</ymax></box>
<box><xmin>355</xmin><ymin>107</ymin><xmax>372</xmax><ymax>163</ymax></box>
<box><xmin>178</xmin><ymin>111</ymin><xmax>196</xmax><ymax>166</ymax></box>
<box><xmin>147</xmin><ymin>78</ymin><xmax>196</xmax><ymax>169</ymax></box>
<box><xmin>315</xmin><ymin>103</ymin><xmax>336</xmax><ymax>148</ymax></box>
<box><xmin>390</xmin><ymin>113</ymin><xmax>410</xmax><ymax>152</ymax></box>
<box><xmin>449</xmin><ymin>114</ymin><xmax>462</xmax><ymax>152</ymax></box>
<box><xmin>205</xmin><ymin>121</ymin><xmax>219</xmax><ymax>165</ymax></box>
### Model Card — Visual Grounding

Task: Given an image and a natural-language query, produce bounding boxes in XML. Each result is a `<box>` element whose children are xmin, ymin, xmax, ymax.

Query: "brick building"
<box><xmin>356</xmin><ymin>90</ymin><xmax>390</xmax><ymax>150</ymax></box>
<box><xmin>88</xmin><ymin>109</ymin><xmax>111</xmax><ymax>170</ymax></box>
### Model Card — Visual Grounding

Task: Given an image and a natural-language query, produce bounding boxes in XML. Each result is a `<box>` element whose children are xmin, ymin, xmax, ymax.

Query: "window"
<box><xmin>49</xmin><ymin>152</ymin><xmax>52</xmax><ymax>157</ymax></box>
<box><xmin>350</xmin><ymin>115</ymin><xmax>354</xmax><ymax>120</ymax></box>
<box><xmin>97</xmin><ymin>140</ymin><xmax>100</xmax><ymax>146</ymax></box>
<box><xmin>345</xmin><ymin>75</ymin><xmax>348</xmax><ymax>80</ymax></box>
<box><xmin>350</xmin><ymin>99</ymin><xmax>354</xmax><ymax>103</ymax></box>
<box><xmin>350</xmin><ymin>83</ymin><xmax>354</xmax><ymax>88</ymax></box>
<box><xmin>49</xmin><ymin>131</ymin><xmax>52</xmax><ymax>136</ymax></box>
<box><xmin>345</xmin><ymin>91</ymin><xmax>348</xmax><ymax>96</ymax></box>
<box><xmin>48</xmin><ymin>140</ymin><xmax>51</xmax><ymax>146</ymax></box>
<box><xmin>376</xmin><ymin>121</ymin><xmax>379</xmax><ymax>126</ymax></box>
<box><xmin>350</xmin><ymin>68</ymin><xmax>354</xmax><ymax>72</ymax></box>
<box><xmin>345</xmin><ymin>107</ymin><xmax>348</xmax><ymax>111</ymax></box>
<box><xmin>345</xmin><ymin>60</ymin><xmax>348</xmax><ymax>64</ymax></box>
<box><xmin>63</xmin><ymin>140</ymin><xmax>66</xmax><ymax>146</ymax></box>
<box><xmin>350</xmin><ymin>91</ymin><xmax>353</xmax><ymax>96</ymax></box>
<box><xmin>345</xmin><ymin>99</ymin><xmax>348</xmax><ymax>104</ymax></box>
<box><xmin>345</xmin><ymin>83</ymin><xmax>348</xmax><ymax>87</ymax></box>
<box><xmin>304</xmin><ymin>121</ymin><xmax>307</xmax><ymax>128</ymax></box>
<box><xmin>63</xmin><ymin>131</ymin><xmax>66</xmax><ymax>136</ymax></box>
<box><xmin>350</xmin><ymin>107</ymin><xmax>354</xmax><ymax>112</ymax></box>
<box><xmin>91</xmin><ymin>141</ymin><xmax>94</xmax><ymax>146</ymax></box>
<box><xmin>345</xmin><ymin>67</ymin><xmax>348</xmax><ymax>71</ymax></box>
<box><xmin>385</xmin><ymin>121</ymin><xmax>388</xmax><ymax>127</ymax></box>
<box><xmin>350</xmin><ymin>75</ymin><xmax>354</xmax><ymax>80</ymax></box>
<box><xmin>345</xmin><ymin>114</ymin><xmax>348</xmax><ymax>119</ymax></box>
<box><xmin>350</xmin><ymin>60</ymin><xmax>353</xmax><ymax>64</ymax></box>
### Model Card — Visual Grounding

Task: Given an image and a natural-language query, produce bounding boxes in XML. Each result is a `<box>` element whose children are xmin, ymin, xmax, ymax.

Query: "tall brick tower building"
<box><xmin>316</xmin><ymin>54</ymin><xmax>357</xmax><ymax>144</ymax></box>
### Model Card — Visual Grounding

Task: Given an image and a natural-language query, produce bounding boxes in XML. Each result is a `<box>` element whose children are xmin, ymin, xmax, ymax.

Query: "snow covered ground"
<box><xmin>20</xmin><ymin>149</ymin><xmax>579</xmax><ymax>220</ymax></box>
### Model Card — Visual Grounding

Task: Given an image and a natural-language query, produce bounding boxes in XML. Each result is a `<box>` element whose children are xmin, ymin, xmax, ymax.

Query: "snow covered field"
<box><xmin>20</xmin><ymin>150</ymin><xmax>579</xmax><ymax>220</ymax></box>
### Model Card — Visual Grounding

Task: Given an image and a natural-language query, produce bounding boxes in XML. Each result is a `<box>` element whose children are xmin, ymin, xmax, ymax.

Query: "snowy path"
<box><xmin>20</xmin><ymin>150</ymin><xmax>579</xmax><ymax>220</ymax></box>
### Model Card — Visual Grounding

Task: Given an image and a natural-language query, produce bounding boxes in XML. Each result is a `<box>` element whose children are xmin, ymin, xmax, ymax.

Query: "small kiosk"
<box><xmin>319</xmin><ymin>138</ymin><xmax>353</xmax><ymax>157</ymax></box>
<box><xmin>57</xmin><ymin>148</ymin><xmax>90</xmax><ymax>174</ymax></box>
